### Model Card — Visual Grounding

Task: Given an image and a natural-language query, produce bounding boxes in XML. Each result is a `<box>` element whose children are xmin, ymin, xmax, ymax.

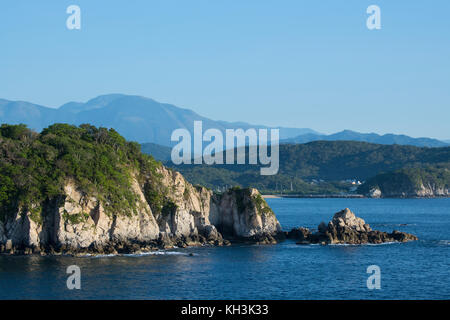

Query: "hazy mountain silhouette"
<box><xmin>281</xmin><ymin>130</ymin><xmax>449</xmax><ymax>148</ymax></box>
<box><xmin>0</xmin><ymin>94</ymin><xmax>317</xmax><ymax>146</ymax></box>
<box><xmin>1</xmin><ymin>94</ymin><xmax>447</xmax><ymax>147</ymax></box>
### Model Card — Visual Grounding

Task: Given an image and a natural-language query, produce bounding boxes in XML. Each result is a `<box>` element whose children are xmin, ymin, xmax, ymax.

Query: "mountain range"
<box><xmin>281</xmin><ymin>130</ymin><xmax>449</xmax><ymax>148</ymax></box>
<box><xmin>0</xmin><ymin>94</ymin><xmax>448</xmax><ymax>147</ymax></box>
<box><xmin>0</xmin><ymin>94</ymin><xmax>316</xmax><ymax>146</ymax></box>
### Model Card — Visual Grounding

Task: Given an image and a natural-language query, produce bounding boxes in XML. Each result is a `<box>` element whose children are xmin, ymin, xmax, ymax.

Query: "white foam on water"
<box><xmin>124</xmin><ymin>251</ymin><xmax>189</xmax><ymax>257</ymax></box>
<box><xmin>79</xmin><ymin>250</ymin><xmax>191</xmax><ymax>258</ymax></box>
<box><xmin>328</xmin><ymin>241</ymin><xmax>398</xmax><ymax>247</ymax></box>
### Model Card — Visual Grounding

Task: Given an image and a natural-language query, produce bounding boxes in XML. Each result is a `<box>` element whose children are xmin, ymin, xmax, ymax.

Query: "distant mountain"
<box><xmin>281</xmin><ymin>130</ymin><xmax>449</xmax><ymax>148</ymax></box>
<box><xmin>2</xmin><ymin>94</ymin><xmax>447</xmax><ymax>148</ymax></box>
<box><xmin>0</xmin><ymin>94</ymin><xmax>317</xmax><ymax>146</ymax></box>
<box><xmin>141</xmin><ymin>143</ymin><xmax>172</xmax><ymax>161</ymax></box>
<box><xmin>0</xmin><ymin>99</ymin><xmax>58</xmax><ymax>132</ymax></box>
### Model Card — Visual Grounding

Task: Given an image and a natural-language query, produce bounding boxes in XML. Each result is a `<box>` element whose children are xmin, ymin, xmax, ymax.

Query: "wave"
<box><xmin>124</xmin><ymin>251</ymin><xmax>191</xmax><ymax>257</ymax></box>
<box><xmin>327</xmin><ymin>241</ymin><xmax>399</xmax><ymax>247</ymax></box>
<box><xmin>372</xmin><ymin>223</ymin><xmax>417</xmax><ymax>227</ymax></box>
<box><xmin>80</xmin><ymin>250</ymin><xmax>192</xmax><ymax>258</ymax></box>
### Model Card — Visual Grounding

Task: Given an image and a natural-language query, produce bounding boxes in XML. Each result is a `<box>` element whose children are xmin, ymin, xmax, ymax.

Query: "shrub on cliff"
<box><xmin>357</xmin><ymin>165</ymin><xmax>450</xmax><ymax>196</ymax></box>
<box><xmin>0</xmin><ymin>123</ymin><xmax>162</xmax><ymax>222</ymax></box>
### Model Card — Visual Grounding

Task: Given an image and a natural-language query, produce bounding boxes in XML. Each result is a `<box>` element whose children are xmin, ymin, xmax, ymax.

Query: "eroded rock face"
<box><xmin>288</xmin><ymin>208</ymin><xmax>418</xmax><ymax>245</ymax></box>
<box><xmin>212</xmin><ymin>188</ymin><xmax>282</xmax><ymax>241</ymax></box>
<box><xmin>329</xmin><ymin>208</ymin><xmax>372</xmax><ymax>233</ymax></box>
<box><xmin>0</xmin><ymin>166</ymin><xmax>282</xmax><ymax>255</ymax></box>
<box><xmin>366</xmin><ymin>183</ymin><xmax>449</xmax><ymax>198</ymax></box>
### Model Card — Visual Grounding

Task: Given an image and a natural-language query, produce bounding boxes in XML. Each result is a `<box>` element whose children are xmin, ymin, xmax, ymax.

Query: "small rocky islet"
<box><xmin>286</xmin><ymin>208</ymin><xmax>418</xmax><ymax>245</ymax></box>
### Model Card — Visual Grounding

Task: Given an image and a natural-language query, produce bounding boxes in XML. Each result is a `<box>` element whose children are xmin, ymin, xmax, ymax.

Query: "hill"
<box><xmin>281</xmin><ymin>130</ymin><xmax>449</xmax><ymax>148</ymax></box>
<box><xmin>357</xmin><ymin>165</ymin><xmax>450</xmax><ymax>197</ymax></box>
<box><xmin>164</xmin><ymin>141</ymin><xmax>450</xmax><ymax>193</ymax></box>
<box><xmin>141</xmin><ymin>143</ymin><xmax>172</xmax><ymax>161</ymax></box>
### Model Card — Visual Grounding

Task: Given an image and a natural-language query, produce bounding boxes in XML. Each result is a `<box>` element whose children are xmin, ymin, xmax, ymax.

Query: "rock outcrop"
<box><xmin>359</xmin><ymin>167</ymin><xmax>450</xmax><ymax>198</ymax></box>
<box><xmin>0</xmin><ymin>167</ymin><xmax>282</xmax><ymax>255</ymax></box>
<box><xmin>366</xmin><ymin>185</ymin><xmax>449</xmax><ymax>198</ymax></box>
<box><xmin>288</xmin><ymin>208</ymin><xmax>418</xmax><ymax>245</ymax></box>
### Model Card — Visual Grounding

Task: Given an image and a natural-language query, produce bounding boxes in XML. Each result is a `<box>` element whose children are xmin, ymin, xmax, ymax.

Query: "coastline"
<box><xmin>262</xmin><ymin>194</ymin><xmax>450</xmax><ymax>199</ymax></box>
<box><xmin>262</xmin><ymin>194</ymin><xmax>364</xmax><ymax>199</ymax></box>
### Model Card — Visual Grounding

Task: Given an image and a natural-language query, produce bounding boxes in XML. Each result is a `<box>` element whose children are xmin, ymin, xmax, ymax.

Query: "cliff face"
<box><xmin>367</xmin><ymin>185</ymin><xmax>449</xmax><ymax>198</ymax></box>
<box><xmin>0</xmin><ymin>166</ymin><xmax>282</xmax><ymax>255</ymax></box>
<box><xmin>359</xmin><ymin>167</ymin><xmax>450</xmax><ymax>198</ymax></box>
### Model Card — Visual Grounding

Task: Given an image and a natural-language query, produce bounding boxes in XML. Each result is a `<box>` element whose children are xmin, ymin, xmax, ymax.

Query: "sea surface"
<box><xmin>0</xmin><ymin>198</ymin><xmax>449</xmax><ymax>300</ymax></box>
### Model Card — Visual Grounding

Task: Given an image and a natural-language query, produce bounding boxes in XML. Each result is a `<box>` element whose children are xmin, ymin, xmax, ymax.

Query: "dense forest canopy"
<box><xmin>358</xmin><ymin>165</ymin><xmax>450</xmax><ymax>196</ymax></box>
<box><xmin>168</xmin><ymin>141</ymin><xmax>450</xmax><ymax>193</ymax></box>
<box><xmin>0</xmin><ymin>123</ymin><xmax>164</xmax><ymax>222</ymax></box>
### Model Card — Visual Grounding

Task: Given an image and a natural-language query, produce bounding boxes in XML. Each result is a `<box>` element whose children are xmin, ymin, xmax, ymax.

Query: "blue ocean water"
<box><xmin>0</xmin><ymin>198</ymin><xmax>449</xmax><ymax>300</ymax></box>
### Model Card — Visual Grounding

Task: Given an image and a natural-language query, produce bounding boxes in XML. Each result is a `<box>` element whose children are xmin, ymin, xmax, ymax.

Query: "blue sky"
<box><xmin>0</xmin><ymin>0</ymin><xmax>449</xmax><ymax>139</ymax></box>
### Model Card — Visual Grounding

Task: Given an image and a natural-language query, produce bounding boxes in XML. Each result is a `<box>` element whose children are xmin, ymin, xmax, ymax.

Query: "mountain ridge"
<box><xmin>1</xmin><ymin>94</ymin><xmax>447</xmax><ymax>147</ymax></box>
<box><xmin>0</xmin><ymin>94</ymin><xmax>317</xmax><ymax>146</ymax></box>
<box><xmin>281</xmin><ymin>129</ymin><xmax>449</xmax><ymax>148</ymax></box>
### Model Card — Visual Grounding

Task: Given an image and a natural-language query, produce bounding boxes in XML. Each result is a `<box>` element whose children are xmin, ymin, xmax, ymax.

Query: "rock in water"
<box><xmin>0</xmin><ymin>169</ymin><xmax>282</xmax><ymax>255</ymax></box>
<box><xmin>330</xmin><ymin>208</ymin><xmax>372</xmax><ymax>232</ymax></box>
<box><xmin>288</xmin><ymin>208</ymin><xmax>418</xmax><ymax>245</ymax></box>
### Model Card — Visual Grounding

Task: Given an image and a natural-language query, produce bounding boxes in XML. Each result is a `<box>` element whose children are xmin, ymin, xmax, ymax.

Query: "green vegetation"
<box><xmin>166</xmin><ymin>141</ymin><xmax>450</xmax><ymax>194</ymax></box>
<box><xmin>227</xmin><ymin>186</ymin><xmax>249</xmax><ymax>213</ymax></box>
<box><xmin>358</xmin><ymin>165</ymin><xmax>450</xmax><ymax>196</ymax></box>
<box><xmin>62</xmin><ymin>211</ymin><xmax>90</xmax><ymax>225</ymax></box>
<box><xmin>253</xmin><ymin>193</ymin><xmax>274</xmax><ymax>215</ymax></box>
<box><xmin>161</xmin><ymin>200</ymin><xmax>178</xmax><ymax>217</ymax></box>
<box><xmin>226</xmin><ymin>187</ymin><xmax>274</xmax><ymax>216</ymax></box>
<box><xmin>0</xmin><ymin>123</ymin><xmax>162</xmax><ymax>223</ymax></box>
<box><xmin>141</xmin><ymin>143</ymin><xmax>172</xmax><ymax>161</ymax></box>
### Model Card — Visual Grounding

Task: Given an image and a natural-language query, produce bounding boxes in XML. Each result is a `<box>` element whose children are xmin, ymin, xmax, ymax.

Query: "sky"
<box><xmin>0</xmin><ymin>0</ymin><xmax>449</xmax><ymax>139</ymax></box>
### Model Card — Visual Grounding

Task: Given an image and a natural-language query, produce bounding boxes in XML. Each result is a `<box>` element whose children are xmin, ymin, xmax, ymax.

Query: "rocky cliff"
<box><xmin>359</xmin><ymin>166</ymin><xmax>450</xmax><ymax>198</ymax></box>
<box><xmin>0</xmin><ymin>124</ymin><xmax>282</xmax><ymax>255</ymax></box>
<box><xmin>0</xmin><ymin>166</ymin><xmax>282</xmax><ymax>255</ymax></box>
<box><xmin>366</xmin><ymin>184</ymin><xmax>449</xmax><ymax>198</ymax></box>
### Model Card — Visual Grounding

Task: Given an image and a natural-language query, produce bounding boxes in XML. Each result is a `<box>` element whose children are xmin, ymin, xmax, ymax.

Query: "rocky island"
<box><xmin>0</xmin><ymin>124</ymin><xmax>282</xmax><ymax>255</ymax></box>
<box><xmin>287</xmin><ymin>208</ymin><xmax>418</xmax><ymax>245</ymax></box>
<box><xmin>0</xmin><ymin>124</ymin><xmax>417</xmax><ymax>256</ymax></box>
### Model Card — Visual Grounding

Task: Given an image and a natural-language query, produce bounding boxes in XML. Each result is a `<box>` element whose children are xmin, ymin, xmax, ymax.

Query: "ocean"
<box><xmin>0</xmin><ymin>198</ymin><xmax>449</xmax><ymax>300</ymax></box>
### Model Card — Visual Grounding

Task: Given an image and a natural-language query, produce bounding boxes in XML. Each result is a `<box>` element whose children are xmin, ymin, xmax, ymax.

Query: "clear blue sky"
<box><xmin>0</xmin><ymin>1</ymin><xmax>449</xmax><ymax>139</ymax></box>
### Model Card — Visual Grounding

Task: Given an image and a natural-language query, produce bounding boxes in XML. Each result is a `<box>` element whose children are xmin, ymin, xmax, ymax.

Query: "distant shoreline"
<box><xmin>262</xmin><ymin>194</ymin><xmax>449</xmax><ymax>199</ymax></box>
<box><xmin>262</xmin><ymin>194</ymin><xmax>364</xmax><ymax>199</ymax></box>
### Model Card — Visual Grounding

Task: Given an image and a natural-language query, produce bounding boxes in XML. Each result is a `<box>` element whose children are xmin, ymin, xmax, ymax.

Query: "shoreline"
<box><xmin>263</xmin><ymin>194</ymin><xmax>365</xmax><ymax>199</ymax></box>
<box><xmin>262</xmin><ymin>194</ymin><xmax>450</xmax><ymax>199</ymax></box>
